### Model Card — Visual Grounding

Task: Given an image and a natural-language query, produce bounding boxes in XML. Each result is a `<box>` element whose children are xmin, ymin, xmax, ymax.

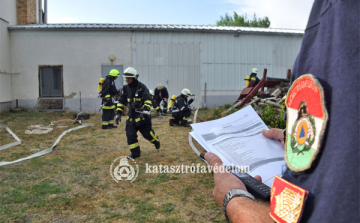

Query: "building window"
<box><xmin>39</xmin><ymin>66</ymin><xmax>63</xmax><ymax>97</ymax></box>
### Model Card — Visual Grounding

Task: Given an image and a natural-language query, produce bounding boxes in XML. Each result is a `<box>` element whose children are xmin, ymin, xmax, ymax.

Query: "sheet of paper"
<box><xmin>190</xmin><ymin>105</ymin><xmax>286</xmax><ymax>186</ymax></box>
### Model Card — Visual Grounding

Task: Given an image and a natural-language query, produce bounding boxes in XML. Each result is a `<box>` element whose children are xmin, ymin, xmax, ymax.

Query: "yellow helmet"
<box><xmin>109</xmin><ymin>69</ymin><xmax>120</xmax><ymax>77</ymax></box>
<box><xmin>157</xmin><ymin>83</ymin><xmax>164</xmax><ymax>90</ymax></box>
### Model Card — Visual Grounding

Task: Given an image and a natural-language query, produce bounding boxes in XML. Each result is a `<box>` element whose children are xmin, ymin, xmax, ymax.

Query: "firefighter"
<box><xmin>154</xmin><ymin>83</ymin><xmax>169</xmax><ymax>114</ymax></box>
<box><xmin>149</xmin><ymin>90</ymin><xmax>161</xmax><ymax>115</ymax></box>
<box><xmin>101</xmin><ymin>69</ymin><xmax>120</xmax><ymax>129</ymax></box>
<box><xmin>115</xmin><ymin>67</ymin><xmax>160</xmax><ymax>159</ymax></box>
<box><xmin>169</xmin><ymin>88</ymin><xmax>194</xmax><ymax>127</ymax></box>
<box><xmin>249</xmin><ymin>68</ymin><xmax>260</xmax><ymax>86</ymax></box>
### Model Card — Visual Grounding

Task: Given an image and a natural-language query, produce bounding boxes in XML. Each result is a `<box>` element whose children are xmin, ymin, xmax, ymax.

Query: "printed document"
<box><xmin>190</xmin><ymin>106</ymin><xmax>286</xmax><ymax>186</ymax></box>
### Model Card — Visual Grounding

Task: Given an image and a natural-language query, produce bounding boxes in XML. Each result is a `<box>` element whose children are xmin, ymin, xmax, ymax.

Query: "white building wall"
<box><xmin>0</xmin><ymin>0</ymin><xmax>17</xmax><ymax>112</ymax></box>
<box><xmin>9</xmin><ymin>30</ymin><xmax>132</xmax><ymax>112</ymax></box>
<box><xmin>132</xmin><ymin>32</ymin><xmax>201</xmax><ymax>101</ymax></box>
<box><xmin>201</xmin><ymin>33</ymin><xmax>302</xmax><ymax>108</ymax></box>
<box><xmin>132</xmin><ymin>31</ymin><xmax>302</xmax><ymax>108</ymax></box>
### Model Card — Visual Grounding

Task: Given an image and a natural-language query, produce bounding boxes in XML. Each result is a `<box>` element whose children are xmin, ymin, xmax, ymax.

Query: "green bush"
<box><xmin>261</xmin><ymin>104</ymin><xmax>286</xmax><ymax>129</ymax></box>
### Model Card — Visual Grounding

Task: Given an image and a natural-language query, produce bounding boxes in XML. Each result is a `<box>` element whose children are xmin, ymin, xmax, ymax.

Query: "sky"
<box><xmin>47</xmin><ymin>0</ymin><xmax>314</xmax><ymax>30</ymax></box>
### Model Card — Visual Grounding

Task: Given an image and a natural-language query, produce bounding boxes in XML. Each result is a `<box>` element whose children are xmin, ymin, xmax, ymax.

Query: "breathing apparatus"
<box><xmin>168</xmin><ymin>95</ymin><xmax>177</xmax><ymax>110</ymax></box>
<box><xmin>97</xmin><ymin>78</ymin><xmax>105</xmax><ymax>94</ymax></box>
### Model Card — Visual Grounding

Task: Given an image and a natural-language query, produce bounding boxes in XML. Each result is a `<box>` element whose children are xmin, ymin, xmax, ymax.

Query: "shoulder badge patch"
<box><xmin>270</xmin><ymin>175</ymin><xmax>308</xmax><ymax>223</ymax></box>
<box><xmin>285</xmin><ymin>74</ymin><xmax>328</xmax><ymax>172</ymax></box>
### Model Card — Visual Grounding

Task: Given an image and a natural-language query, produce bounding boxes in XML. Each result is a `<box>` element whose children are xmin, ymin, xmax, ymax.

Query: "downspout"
<box><xmin>38</xmin><ymin>0</ymin><xmax>42</xmax><ymax>24</ymax></box>
<box><xmin>44</xmin><ymin>0</ymin><xmax>47</xmax><ymax>24</ymax></box>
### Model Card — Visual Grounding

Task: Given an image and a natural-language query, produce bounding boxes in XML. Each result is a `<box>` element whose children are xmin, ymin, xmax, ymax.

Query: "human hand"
<box><xmin>205</xmin><ymin>152</ymin><xmax>262</xmax><ymax>207</ymax></box>
<box><xmin>261</xmin><ymin>128</ymin><xmax>285</xmax><ymax>147</ymax></box>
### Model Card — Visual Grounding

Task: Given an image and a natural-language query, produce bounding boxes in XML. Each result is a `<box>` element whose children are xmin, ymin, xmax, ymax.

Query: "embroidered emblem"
<box><xmin>285</xmin><ymin>74</ymin><xmax>328</xmax><ymax>172</ymax></box>
<box><xmin>270</xmin><ymin>176</ymin><xmax>308</xmax><ymax>223</ymax></box>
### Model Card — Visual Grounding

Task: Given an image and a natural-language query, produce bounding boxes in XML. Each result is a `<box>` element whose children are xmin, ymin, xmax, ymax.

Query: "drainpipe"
<box><xmin>38</xmin><ymin>0</ymin><xmax>42</xmax><ymax>24</ymax></box>
<box><xmin>44</xmin><ymin>0</ymin><xmax>48</xmax><ymax>24</ymax></box>
<box><xmin>204</xmin><ymin>82</ymin><xmax>207</xmax><ymax>109</ymax></box>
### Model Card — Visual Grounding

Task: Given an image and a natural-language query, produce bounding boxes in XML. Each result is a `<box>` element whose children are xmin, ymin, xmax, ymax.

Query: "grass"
<box><xmin>0</xmin><ymin>111</ymin><xmax>225</xmax><ymax>223</ymax></box>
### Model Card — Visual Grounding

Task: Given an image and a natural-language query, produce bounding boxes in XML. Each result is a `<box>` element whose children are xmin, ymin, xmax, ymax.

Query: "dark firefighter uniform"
<box><xmin>249</xmin><ymin>73</ymin><xmax>260</xmax><ymax>86</ymax></box>
<box><xmin>154</xmin><ymin>84</ymin><xmax>169</xmax><ymax>114</ymax></box>
<box><xmin>170</xmin><ymin>93</ymin><xmax>194</xmax><ymax>127</ymax></box>
<box><xmin>117</xmin><ymin>68</ymin><xmax>160</xmax><ymax>159</ymax></box>
<box><xmin>101</xmin><ymin>70</ymin><xmax>119</xmax><ymax>129</ymax></box>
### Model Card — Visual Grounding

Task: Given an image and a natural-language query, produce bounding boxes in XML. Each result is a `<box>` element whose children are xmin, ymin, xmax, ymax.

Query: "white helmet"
<box><xmin>157</xmin><ymin>83</ymin><xmax>164</xmax><ymax>90</ymax></box>
<box><xmin>123</xmin><ymin>67</ymin><xmax>138</xmax><ymax>79</ymax></box>
<box><xmin>149</xmin><ymin>89</ymin><xmax>154</xmax><ymax>96</ymax></box>
<box><xmin>181</xmin><ymin>88</ymin><xmax>192</xmax><ymax>96</ymax></box>
<box><xmin>252</xmin><ymin>68</ymin><xmax>258</xmax><ymax>74</ymax></box>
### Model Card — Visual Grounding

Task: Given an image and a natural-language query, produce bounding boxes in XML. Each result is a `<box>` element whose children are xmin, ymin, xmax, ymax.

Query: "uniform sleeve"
<box><xmin>116</xmin><ymin>86</ymin><xmax>127</xmax><ymax>114</ymax></box>
<box><xmin>163</xmin><ymin>87</ymin><xmax>169</xmax><ymax>100</ymax></box>
<box><xmin>142</xmin><ymin>85</ymin><xmax>153</xmax><ymax>111</ymax></box>
<box><xmin>101</xmin><ymin>78</ymin><xmax>112</xmax><ymax>100</ymax></box>
<box><xmin>154</xmin><ymin>88</ymin><xmax>159</xmax><ymax>99</ymax></box>
<box><xmin>152</xmin><ymin>98</ymin><xmax>160</xmax><ymax>111</ymax></box>
<box><xmin>176</xmin><ymin>97</ymin><xmax>190</xmax><ymax>112</ymax></box>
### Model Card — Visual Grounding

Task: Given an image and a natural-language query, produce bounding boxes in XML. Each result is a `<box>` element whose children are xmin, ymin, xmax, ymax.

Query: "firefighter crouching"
<box><xmin>101</xmin><ymin>69</ymin><xmax>120</xmax><ymax>129</ymax></box>
<box><xmin>115</xmin><ymin>67</ymin><xmax>160</xmax><ymax>159</ymax></box>
<box><xmin>169</xmin><ymin>88</ymin><xmax>194</xmax><ymax>127</ymax></box>
<box><xmin>154</xmin><ymin>83</ymin><xmax>169</xmax><ymax>115</ymax></box>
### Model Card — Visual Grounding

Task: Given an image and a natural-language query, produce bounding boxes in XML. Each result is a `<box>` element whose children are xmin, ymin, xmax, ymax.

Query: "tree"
<box><xmin>216</xmin><ymin>12</ymin><xmax>271</xmax><ymax>28</ymax></box>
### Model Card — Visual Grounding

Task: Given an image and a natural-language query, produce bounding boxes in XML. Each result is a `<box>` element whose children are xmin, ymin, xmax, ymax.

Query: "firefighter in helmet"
<box><xmin>169</xmin><ymin>88</ymin><xmax>194</xmax><ymax>127</ymax></box>
<box><xmin>249</xmin><ymin>68</ymin><xmax>260</xmax><ymax>86</ymax></box>
<box><xmin>115</xmin><ymin>67</ymin><xmax>160</xmax><ymax>159</ymax></box>
<box><xmin>101</xmin><ymin>69</ymin><xmax>120</xmax><ymax>129</ymax></box>
<box><xmin>153</xmin><ymin>83</ymin><xmax>169</xmax><ymax>115</ymax></box>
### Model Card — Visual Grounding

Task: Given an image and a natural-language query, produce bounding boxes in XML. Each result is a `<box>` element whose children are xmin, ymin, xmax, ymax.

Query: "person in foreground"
<box><xmin>115</xmin><ymin>67</ymin><xmax>160</xmax><ymax>159</ymax></box>
<box><xmin>205</xmin><ymin>0</ymin><xmax>359</xmax><ymax>222</ymax></box>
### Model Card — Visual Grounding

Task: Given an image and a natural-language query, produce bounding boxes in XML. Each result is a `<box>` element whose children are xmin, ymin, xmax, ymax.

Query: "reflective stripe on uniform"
<box><xmin>128</xmin><ymin>142</ymin><xmax>139</xmax><ymax>149</ymax></box>
<box><xmin>105</xmin><ymin>94</ymin><xmax>111</xmax><ymax>98</ymax></box>
<box><xmin>109</xmin><ymin>121</ymin><xmax>114</xmax><ymax>124</ymax></box>
<box><xmin>251</xmin><ymin>77</ymin><xmax>256</xmax><ymax>81</ymax></box>
<box><xmin>144</xmin><ymin>104</ymin><xmax>151</xmax><ymax>109</ymax></box>
<box><xmin>102</xmin><ymin>121</ymin><xmax>109</xmax><ymax>125</ymax></box>
<box><xmin>117</xmin><ymin>103</ymin><xmax>124</xmax><ymax>112</ymax></box>
<box><xmin>135</xmin><ymin>118</ymin><xmax>141</xmax><ymax>122</ymax></box>
<box><xmin>183</xmin><ymin>117</ymin><xmax>189</xmax><ymax>120</ymax></box>
<box><xmin>150</xmin><ymin>131</ymin><xmax>159</xmax><ymax>142</ymax></box>
<box><xmin>144</xmin><ymin>100</ymin><xmax>152</xmax><ymax>104</ymax></box>
<box><xmin>155</xmin><ymin>106</ymin><xmax>160</xmax><ymax>111</ymax></box>
<box><xmin>102</xmin><ymin>105</ymin><xmax>116</xmax><ymax>109</ymax></box>
<box><xmin>172</xmin><ymin>109</ymin><xmax>179</xmax><ymax>113</ymax></box>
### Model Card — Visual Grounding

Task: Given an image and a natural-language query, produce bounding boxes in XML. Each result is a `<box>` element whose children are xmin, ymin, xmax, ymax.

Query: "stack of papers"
<box><xmin>190</xmin><ymin>106</ymin><xmax>286</xmax><ymax>187</ymax></box>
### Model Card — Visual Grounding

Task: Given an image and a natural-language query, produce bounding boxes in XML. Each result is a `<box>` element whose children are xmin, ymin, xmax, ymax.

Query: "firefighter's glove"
<box><xmin>188</xmin><ymin>98</ymin><xmax>194</xmax><ymax>105</ymax></box>
<box><xmin>143</xmin><ymin>110</ymin><xmax>150</xmax><ymax>117</ymax></box>
<box><xmin>115</xmin><ymin>115</ymin><xmax>121</xmax><ymax>125</ymax></box>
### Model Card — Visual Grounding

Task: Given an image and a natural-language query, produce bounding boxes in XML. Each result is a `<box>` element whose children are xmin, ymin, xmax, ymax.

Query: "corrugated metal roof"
<box><xmin>8</xmin><ymin>23</ymin><xmax>304</xmax><ymax>35</ymax></box>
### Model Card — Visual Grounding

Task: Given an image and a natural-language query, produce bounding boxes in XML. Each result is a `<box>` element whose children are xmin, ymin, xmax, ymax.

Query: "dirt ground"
<box><xmin>0</xmin><ymin>111</ymin><xmax>225</xmax><ymax>223</ymax></box>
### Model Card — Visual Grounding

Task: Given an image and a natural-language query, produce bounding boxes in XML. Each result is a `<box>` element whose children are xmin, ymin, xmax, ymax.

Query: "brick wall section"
<box><xmin>17</xmin><ymin>0</ymin><xmax>37</xmax><ymax>25</ymax></box>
